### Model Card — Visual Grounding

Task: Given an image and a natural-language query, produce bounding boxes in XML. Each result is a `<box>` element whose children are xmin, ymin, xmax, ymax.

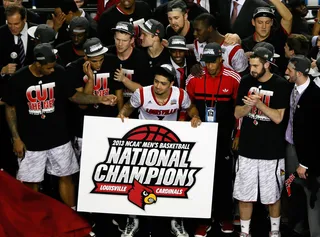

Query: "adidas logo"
<box><xmin>222</xmin><ymin>88</ymin><xmax>229</xmax><ymax>93</ymax></box>
<box><xmin>148</xmin><ymin>101</ymin><xmax>152</xmax><ymax>104</ymax></box>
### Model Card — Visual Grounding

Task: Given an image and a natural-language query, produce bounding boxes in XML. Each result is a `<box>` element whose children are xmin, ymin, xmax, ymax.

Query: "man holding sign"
<box><xmin>118</xmin><ymin>63</ymin><xmax>201</xmax><ymax>237</ymax></box>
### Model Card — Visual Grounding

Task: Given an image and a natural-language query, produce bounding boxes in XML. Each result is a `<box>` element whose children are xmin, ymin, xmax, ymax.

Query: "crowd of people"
<box><xmin>0</xmin><ymin>0</ymin><xmax>320</xmax><ymax>237</ymax></box>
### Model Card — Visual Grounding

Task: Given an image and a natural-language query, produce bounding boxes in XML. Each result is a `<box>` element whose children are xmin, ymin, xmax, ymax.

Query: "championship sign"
<box><xmin>78</xmin><ymin>117</ymin><xmax>218</xmax><ymax>218</ymax></box>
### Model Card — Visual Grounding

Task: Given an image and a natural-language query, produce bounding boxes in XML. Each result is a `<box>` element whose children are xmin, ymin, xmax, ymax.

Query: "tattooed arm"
<box><xmin>5</xmin><ymin>104</ymin><xmax>26</xmax><ymax>158</ymax></box>
<box><xmin>69</xmin><ymin>91</ymin><xmax>117</xmax><ymax>106</ymax></box>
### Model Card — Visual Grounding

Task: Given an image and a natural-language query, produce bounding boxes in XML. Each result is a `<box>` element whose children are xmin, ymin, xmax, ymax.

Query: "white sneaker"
<box><xmin>269</xmin><ymin>231</ymin><xmax>281</xmax><ymax>237</ymax></box>
<box><xmin>171</xmin><ymin>219</ymin><xmax>189</xmax><ymax>237</ymax></box>
<box><xmin>121</xmin><ymin>217</ymin><xmax>139</xmax><ymax>237</ymax></box>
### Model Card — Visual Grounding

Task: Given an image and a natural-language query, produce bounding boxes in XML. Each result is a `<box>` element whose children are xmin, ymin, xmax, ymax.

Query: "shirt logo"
<box><xmin>222</xmin><ymin>89</ymin><xmax>229</xmax><ymax>93</ymax></box>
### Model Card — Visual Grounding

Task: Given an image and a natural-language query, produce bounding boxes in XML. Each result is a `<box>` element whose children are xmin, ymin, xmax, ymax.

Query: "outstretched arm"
<box><xmin>69</xmin><ymin>91</ymin><xmax>117</xmax><ymax>106</ymax></box>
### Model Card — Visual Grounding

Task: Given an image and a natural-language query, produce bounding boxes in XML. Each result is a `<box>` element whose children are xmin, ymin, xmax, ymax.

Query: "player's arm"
<box><xmin>5</xmin><ymin>104</ymin><xmax>26</xmax><ymax>158</ymax></box>
<box><xmin>270</xmin><ymin>0</ymin><xmax>292</xmax><ymax>34</ymax></box>
<box><xmin>186</xmin><ymin>103</ymin><xmax>201</xmax><ymax>128</ymax></box>
<box><xmin>234</xmin><ymin>104</ymin><xmax>252</xmax><ymax>119</ymax></box>
<box><xmin>118</xmin><ymin>101</ymin><xmax>135</xmax><ymax>121</ymax></box>
<box><xmin>256</xmin><ymin>101</ymin><xmax>285</xmax><ymax>124</ymax></box>
<box><xmin>69</xmin><ymin>92</ymin><xmax>117</xmax><ymax>106</ymax></box>
<box><xmin>115</xmin><ymin>89</ymin><xmax>124</xmax><ymax>112</ymax></box>
<box><xmin>75</xmin><ymin>87</ymin><xmax>88</xmax><ymax>110</ymax></box>
<box><xmin>118</xmin><ymin>88</ymin><xmax>141</xmax><ymax>121</ymax></box>
<box><xmin>114</xmin><ymin>67</ymin><xmax>142</xmax><ymax>92</ymax></box>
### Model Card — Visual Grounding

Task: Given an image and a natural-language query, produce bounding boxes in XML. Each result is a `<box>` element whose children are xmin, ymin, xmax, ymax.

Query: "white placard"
<box><xmin>77</xmin><ymin>116</ymin><xmax>218</xmax><ymax>218</ymax></box>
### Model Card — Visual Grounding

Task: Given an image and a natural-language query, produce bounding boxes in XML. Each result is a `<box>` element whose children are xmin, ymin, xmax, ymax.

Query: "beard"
<box><xmin>251</xmin><ymin>67</ymin><xmax>266</xmax><ymax>79</ymax></box>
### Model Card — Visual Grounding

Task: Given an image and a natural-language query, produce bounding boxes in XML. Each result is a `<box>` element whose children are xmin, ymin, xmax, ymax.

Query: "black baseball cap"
<box><xmin>200</xmin><ymin>42</ymin><xmax>222</xmax><ymax>63</ymax></box>
<box><xmin>167</xmin><ymin>0</ymin><xmax>187</xmax><ymax>13</ymax></box>
<box><xmin>288</xmin><ymin>55</ymin><xmax>311</xmax><ymax>74</ymax></box>
<box><xmin>154</xmin><ymin>64</ymin><xmax>176</xmax><ymax>81</ymax></box>
<box><xmin>252</xmin><ymin>47</ymin><xmax>278</xmax><ymax>67</ymax></box>
<box><xmin>253</xmin><ymin>7</ymin><xmax>275</xmax><ymax>19</ymax></box>
<box><xmin>34</xmin><ymin>43</ymin><xmax>56</xmax><ymax>64</ymax></box>
<box><xmin>69</xmin><ymin>17</ymin><xmax>89</xmax><ymax>33</ymax></box>
<box><xmin>168</xmin><ymin>35</ymin><xmax>188</xmax><ymax>51</ymax></box>
<box><xmin>28</xmin><ymin>24</ymin><xmax>56</xmax><ymax>44</ymax></box>
<box><xmin>112</xmin><ymin>21</ymin><xmax>135</xmax><ymax>36</ymax></box>
<box><xmin>83</xmin><ymin>38</ymin><xmax>108</xmax><ymax>57</ymax></box>
<box><xmin>253</xmin><ymin>42</ymin><xmax>280</xmax><ymax>58</ymax></box>
<box><xmin>139</xmin><ymin>19</ymin><xmax>165</xmax><ymax>38</ymax></box>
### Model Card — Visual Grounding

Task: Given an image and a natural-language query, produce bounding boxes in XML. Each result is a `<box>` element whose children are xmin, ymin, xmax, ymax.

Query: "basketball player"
<box><xmin>117</xmin><ymin>64</ymin><xmax>201</xmax><ymax>237</ymax></box>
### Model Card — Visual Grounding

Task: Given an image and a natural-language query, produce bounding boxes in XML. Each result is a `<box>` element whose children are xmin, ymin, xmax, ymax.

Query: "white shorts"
<box><xmin>233</xmin><ymin>156</ymin><xmax>285</xmax><ymax>204</ymax></box>
<box><xmin>17</xmin><ymin>141</ymin><xmax>79</xmax><ymax>183</ymax></box>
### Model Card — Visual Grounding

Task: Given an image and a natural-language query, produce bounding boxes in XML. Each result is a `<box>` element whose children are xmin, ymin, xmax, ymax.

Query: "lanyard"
<box><xmin>204</xmin><ymin>73</ymin><xmax>223</xmax><ymax>107</ymax></box>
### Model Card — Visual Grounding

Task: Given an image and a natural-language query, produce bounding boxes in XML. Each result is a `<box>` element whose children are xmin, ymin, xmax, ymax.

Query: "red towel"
<box><xmin>0</xmin><ymin>171</ymin><xmax>91</xmax><ymax>237</ymax></box>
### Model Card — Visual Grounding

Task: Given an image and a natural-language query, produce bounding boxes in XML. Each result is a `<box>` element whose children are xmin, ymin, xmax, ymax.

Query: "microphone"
<box><xmin>10</xmin><ymin>52</ymin><xmax>18</xmax><ymax>63</ymax></box>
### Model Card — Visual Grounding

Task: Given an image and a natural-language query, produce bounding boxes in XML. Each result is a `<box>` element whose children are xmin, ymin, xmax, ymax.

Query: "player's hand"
<box><xmin>190</xmin><ymin>115</ymin><xmax>201</xmax><ymax>128</ymax></box>
<box><xmin>2</xmin><ymin>63</ymin><xmax>17</xmax><ymax>75</ymax></box>
<box><xmin>311</xmin><ymin>58</ymin><xmax>317</xmax><ymax>69</ymax></box>
<box><xmin>13</xmin><ymin>138</ymin><xmax>26</xmax><ymax>158</ymax></box>
<box><xmin>83</xmin><ymin>61</ymin><xmax>94</xmax><ymax>79</ymax></box>
<box><xmin>232</xmin><ymin>137</ymin><xmax>239</xmax><ymax>151</ymax></box>
<box><xmin>224</xmin><ymin>33</ymin><xmax>241</xmax><ymax>46</ymax></box>
<box><xmin>296</xmin><ymin>165</ymin><xmax>307</xmax><ymax>179</ymax></box>
<box><xmin>52</xmin><ymin>12</ymin><xmax>66</xmax><ymax>32</ymax></box>
<box><xmin>114</xmin><ymin>66</ymin><xmax>125</xmax><ymax>82</ymax></box>
<box><xmin>99</xmin><ymin>94</ymin><xmax>117</xmax><ymax>106</ymax></box>
<box><xmin>117</xmin><ymin>113</ymin><xmax>128</xmax><ymax>122</ymax></box>
<box><xmin>190</xmin><ymin>63</ymin><xmax>203</xmax><ymax>78</ymax></box>
<box><xmin>161</xmin><ymin>39</ymin><xmax>169</xmax><ymax>48</ymax></box>
<box><xmin>245</xmin><ymin>51</ymin><xmax>253</xmax><ymax>59</ymax></box>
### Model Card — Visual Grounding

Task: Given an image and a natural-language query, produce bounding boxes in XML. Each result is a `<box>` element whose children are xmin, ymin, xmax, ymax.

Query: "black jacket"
<box><xmin>293</xmin><ymin>81</ymin><xmax>320</xmax><ymax>176</ymax></box>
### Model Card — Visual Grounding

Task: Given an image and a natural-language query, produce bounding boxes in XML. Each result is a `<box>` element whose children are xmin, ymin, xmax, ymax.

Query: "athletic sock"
<box><xmin>240</xmin><ymin>219</ymin><xmax>251</xmax><ymax>234</ymax></box>
<box><xmin>270</xmin><ymin>216</ymin><xmax>280</xmax><ymax>231</ymax></box>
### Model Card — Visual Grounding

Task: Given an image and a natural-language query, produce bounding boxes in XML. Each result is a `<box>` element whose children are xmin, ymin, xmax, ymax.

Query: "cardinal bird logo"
<box><xmin>128</xmin><ymin>179</ymin><xmax>157</xmax><ymax>210</ymax></box>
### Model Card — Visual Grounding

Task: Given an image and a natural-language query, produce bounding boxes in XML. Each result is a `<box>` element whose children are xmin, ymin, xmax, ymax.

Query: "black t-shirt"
<box><xmin>56</xmin><ymin>40</ymin><xmax>84</xmax><ymax>67</ymax></box>
<box><xmin>166</xmin><ymin>23</ymin><xmax>195</xmax><ymax>44</ymax></box>
<box><xmin>236</xmin><ymin>74</ymin><xmax>291</xmax><ymax>160</ymax></box>
<box><xmin>98</xmin><ymin>1</ymin><xmax>152</xmax><ymax>46</ymax></box>
<box><xmin>143</xmin><ymin>46</ymin><xmax>171</xmax><ymax>70</ymax></box>
<box><xmin>3</xmin><ymin>65</ymin><xmax>78</xmax><ymax>151</ymax></box>
<box><xmin>241</xmin><ymin>27</ymin><xmax>288</xmax><ymax>75</ymax></box>
<box><xmin>108</xmin><ymin>45</ymin><xmax>153</xmax><ymax>99</ymax></box>
<box><xmin>66</xmin><ymin>56</ymin><xmax>123</xmax><ymax>137</ymax></box>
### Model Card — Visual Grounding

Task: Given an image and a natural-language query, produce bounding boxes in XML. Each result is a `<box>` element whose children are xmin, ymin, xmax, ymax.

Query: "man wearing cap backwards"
<box><xmin>193</xmin><ymin>13</ymin><xmax>248</xmax><ymax>75</ymax></box>
<box><xmin>118</xmin><ymin>63</ymin><xmax>201</xmax><ymax>237</ymax></box>
<box><xmin>110</xmin><ymin>22</ymin><xmax>152</xmax><ymax>109</ymax></box>
<box><xmin>28</xmin><ymin>24</ymin><xmax>57</xmax><ymax>46</ymax></box>
<box><xmin>241</xmin><ymin>1</ymin><xmax>292</xmax><ymax>75</ymax></box>
<box><xmin>139</xmin><ymin>19</ymin><xmax>171</xmax><ymax>70</ymax></box>
<box><xmin>56</xmin><ymin>17</ymin><xmax>90</xmax><ymax>67</ymax></box>
<box><xmin>2</xmin><ymin>43</ymin><xmax>117</xmax><ymax>209</ymax></box>
<box><xmin>284</xmin><ymin>55</ymin><xmax>320</xmax><ymax>237</ymax></box>
<box><xmin>186</xmin><ymin>42</ymin><xmax>241</xmax><ymax>236</ymax></box>
<box><xmin>167</xmin><ymin>35</ymin><xmax>196</xmax><ymax>89</ymax></box>
<box><xmin>233</xmin><ymin>46</ymin><xmax>291</xmax><ymax>237</ymax></box>
<box><xmin>97</xmin><ymin>0</ymin><xmax>152</xmax><ymax>46</ymax></box>
<box><xmin>66</xmin><ymin>37</ymin><xmax>123</xmax><ymax>158</ymax></box>
<box><xmin>166</xmin><ymin>0</ymin><xmax>195</xmax><ymax>44</ymax></box>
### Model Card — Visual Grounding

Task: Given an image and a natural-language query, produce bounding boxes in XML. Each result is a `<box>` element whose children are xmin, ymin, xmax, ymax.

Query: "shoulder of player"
<box><xmin>135</xmin><ymin>0</ymin><xmax>151</xmax><ymax>10</ymax></box>
<box><xmin>65</xmin><ymin>57</ymin><xmax>85</xmax><ymax>70</ymax></box>
<box><xmin>10</xmin><ymin>66</ymin><xmax>29</xmax><ymax>81</ymax></box>
<box><xmin>222</xmin><ymin>68</ymin><xmax>241</xmax><ymax>82</ymax></box>
<box><xmin>100</xmin><ymin>4</ymin><xmax>118</xmax><ymax>18</ymax></box>
<box><xmin>271</xmin><ymin>74</ymin><xmax>290</xmax><ymax>85</ymax></box>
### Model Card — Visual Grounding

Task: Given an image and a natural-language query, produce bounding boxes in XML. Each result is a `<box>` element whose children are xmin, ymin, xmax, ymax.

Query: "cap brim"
<box><xmin>273</xmin><ymin>52</ymin><xmax>280</xmax><ymax>58</ymax></box>
<box><xmin>268</xmin><ymin>60</ymin><xmax>278</xmax><ymax>68</ymax></box>
<box><xmin>168</xmin><ymin>46</ymin><xmax>189</xmax><ymax>51</ymax></box>
<box><xmin>138</xmin><ymin>23</ymin><xmax>153</xmax><ymax>35</ymax></box>
<box><xmin>86</xmin><ymin>47</ymin><xmax>108</xmax><ymax>57</ymax></box>
<box><xmin>200</xmin><ymin>55</ymin><xmax>219</xmax><ymax>63</ymax></box>
<box><xmin>111</xmin><ymin>28</ymin><xmax>134</xmax><ymax>36</ymax></box>
<box><xmin>27</xmin><ymin>26</ymin><xmax>37</xmax><ymax>38</ymax></box>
